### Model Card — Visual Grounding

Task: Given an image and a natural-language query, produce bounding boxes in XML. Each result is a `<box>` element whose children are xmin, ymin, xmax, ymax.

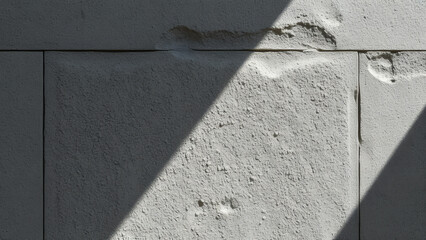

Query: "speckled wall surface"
<box><xmin>0</xmin><ymin>1</ymin><xmax>425</xmax><ymax>239</ymax></box>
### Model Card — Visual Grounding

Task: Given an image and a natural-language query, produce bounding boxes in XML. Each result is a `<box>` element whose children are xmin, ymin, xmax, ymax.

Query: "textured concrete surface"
<box><xmin>45</xmin><ymin>51</ymin><xmax>358</xmax><ymax>239</ymax></box>
<box><xmin>0</xmin><ymin>0</ymin><xmax>424</xmax><ymax>50</ymax></box>
<box><xmin>0</xmin><ymin>52</ymin><xmax>43</xmax><ymax>239</ymax></box>
<box><xmin>1</xmin><ymin>2</ymin><xmax>424</xmax><ymax>238</ymax></box>
<box><xmin>360</xmin><ymin>52</ymin><xmax>426</xmax><ymax>239</ymax></box>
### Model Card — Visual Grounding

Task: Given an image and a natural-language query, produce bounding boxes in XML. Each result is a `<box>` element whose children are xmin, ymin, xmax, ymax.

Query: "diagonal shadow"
<box><xmin>337</xmin><ymin>107</ymin><xmax>426</xmax><ymax>239</ymax></box>
<box><xmin>44</xmin><ymin>1</ymin><xmax>292</xmax><ymax>239</ymax></box>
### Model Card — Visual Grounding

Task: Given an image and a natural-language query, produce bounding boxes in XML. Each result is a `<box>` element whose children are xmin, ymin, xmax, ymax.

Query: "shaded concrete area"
<box><xmin>337</xmin><ymin>107</ymin><xmax>426</xmax><ymax>239</ymax></box>
<box><xmin>361</xmin><ymin>107</ymin><xmax>425</xmax><ymax>238</ymax></box>
<box><xmin>0</xmin><ymin>52</ymin><xmax>43</xmax><ymax>239</ymax></box>
<box><xmin>44</xmin><ymin>51</ymin><xmax>243</xmax><ymax>239</ymax></box>
<box><xmin>1</xmin><ymin>1</ymin><xmax>424</xmax><ymax>50</ymax></box>
<box><xmin>0</xmin><ymin>0</ymin><xmax>294</xmax><ymax>50</ymax></box>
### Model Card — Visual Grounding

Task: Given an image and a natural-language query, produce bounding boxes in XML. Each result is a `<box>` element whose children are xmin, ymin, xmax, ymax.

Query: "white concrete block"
<box><xmin>360</xmin><ymin>52</ymin><xmax>426</xmax><ymax>239</ymax></box>
<box><xmin>0</xmin><ymin>1</ymin><xmax>424</xmax><ymax>50</ymax></box>
<box><xmin>45</xmin><ymin>51</ymin><xmax>358</xmax><ymax>239</ymax></box>
<box><xmin>0</xmin><ymin>52</ymin><xmax>43</xmax><ymax>239</ymax></box>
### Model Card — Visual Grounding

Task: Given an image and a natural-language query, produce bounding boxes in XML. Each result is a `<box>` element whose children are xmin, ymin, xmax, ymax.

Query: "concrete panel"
<box><xmin>360</xmin><ymin>52</ymin><xmax>426</xmax><ymax>239</ymax></box>
<box><xmin>0</xmin><ymin>52</ymin><xmax>43</xmax><ymax>239</ymax></box>
<box><xmin>0</xmin><ymin>1</ymin><xmax>424</xmax><ymax>50</ymax></box>
<box><xmin>45</xmin><ymin>51</ymin><xmax>358</xmax><ymax>239</ymax></box>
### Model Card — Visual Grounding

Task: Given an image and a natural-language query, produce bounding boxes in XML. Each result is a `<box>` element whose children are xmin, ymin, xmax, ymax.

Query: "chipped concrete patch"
<box><xmin>158</xmin><ymin>20</ymin><xmax>337</xmax><ymax>50</ymax></box>
<box><xmin>366</xmin><ymin>53</ymin><xmax>396</xmax><ymax>84</ymax></box>
<box><xmin>366</xmin><ymin>52</ymin><xmax>426</xmax><ymax>84</ymax></box>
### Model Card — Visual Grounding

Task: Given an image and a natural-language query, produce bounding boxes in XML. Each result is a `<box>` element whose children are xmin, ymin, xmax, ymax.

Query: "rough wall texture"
<box><xmin>0</xmin><ymin>0</ymin><xmax>424</xmax><ymax>50</ymax></box>
<box><xmin>0</xmin><ymin>1</ymin><xmax>425</xmax><ymax>240</ymax></box>
<box><xmin>360</xmin><ymin>52</ymin><xmax>426</xmax><ymax>239</ymax></box>
<box><xmin>45</xmin><ymin>52</ymin><xmax>358</xmax><ymax>239</ymax></box>
<box><xmin>0</xmin><ymin>52</ymin><xmax>43</xmax><ymax>239</ymax></box>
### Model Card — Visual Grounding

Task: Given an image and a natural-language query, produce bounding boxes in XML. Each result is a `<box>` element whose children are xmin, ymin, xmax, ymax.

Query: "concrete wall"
<box><xmin>0</xmin><ymin>1</ymin><xmax>425</xmax><ymax>239</ymax></box>
<box><xmin>0</xmin><ymin>52</ymin><xmax>43</xmax><ymax>240</ymax></box>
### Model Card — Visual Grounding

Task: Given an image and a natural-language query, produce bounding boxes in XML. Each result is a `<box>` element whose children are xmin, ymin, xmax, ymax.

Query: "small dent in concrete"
<box><xmin>249</xmin><ymin>176</ymin><xmax>256</xmax><ymax>183</ymax></box>
<box><xmin>367</xmin><ymin>53</ymin><xmax>396</xmax><ymax>84</ymax></box>
<box><xmin>229</xmin><ymin>198</ymin><xmax>240</xmax><ymax>209</ymax></box>
<box><xmin>216</xmin><ymin>197</ymin><xmax>240</xmax><ymax>216</ymax></box>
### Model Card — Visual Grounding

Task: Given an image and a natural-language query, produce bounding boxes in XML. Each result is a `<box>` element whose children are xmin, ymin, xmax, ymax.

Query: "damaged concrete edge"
<box><xmin>365</xmin><ymin>51</ymin><xmax>426</xmax><ymax>84</ymax></box>
<box><xmin>165</xmin><ymin>22</ymin><xmax>336</xmax><ymax>43</ymax></box>
<box><xmin>157</xmin><ymin>21</ymin><xmax>337</xmax><ymax>50</ymax></box>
